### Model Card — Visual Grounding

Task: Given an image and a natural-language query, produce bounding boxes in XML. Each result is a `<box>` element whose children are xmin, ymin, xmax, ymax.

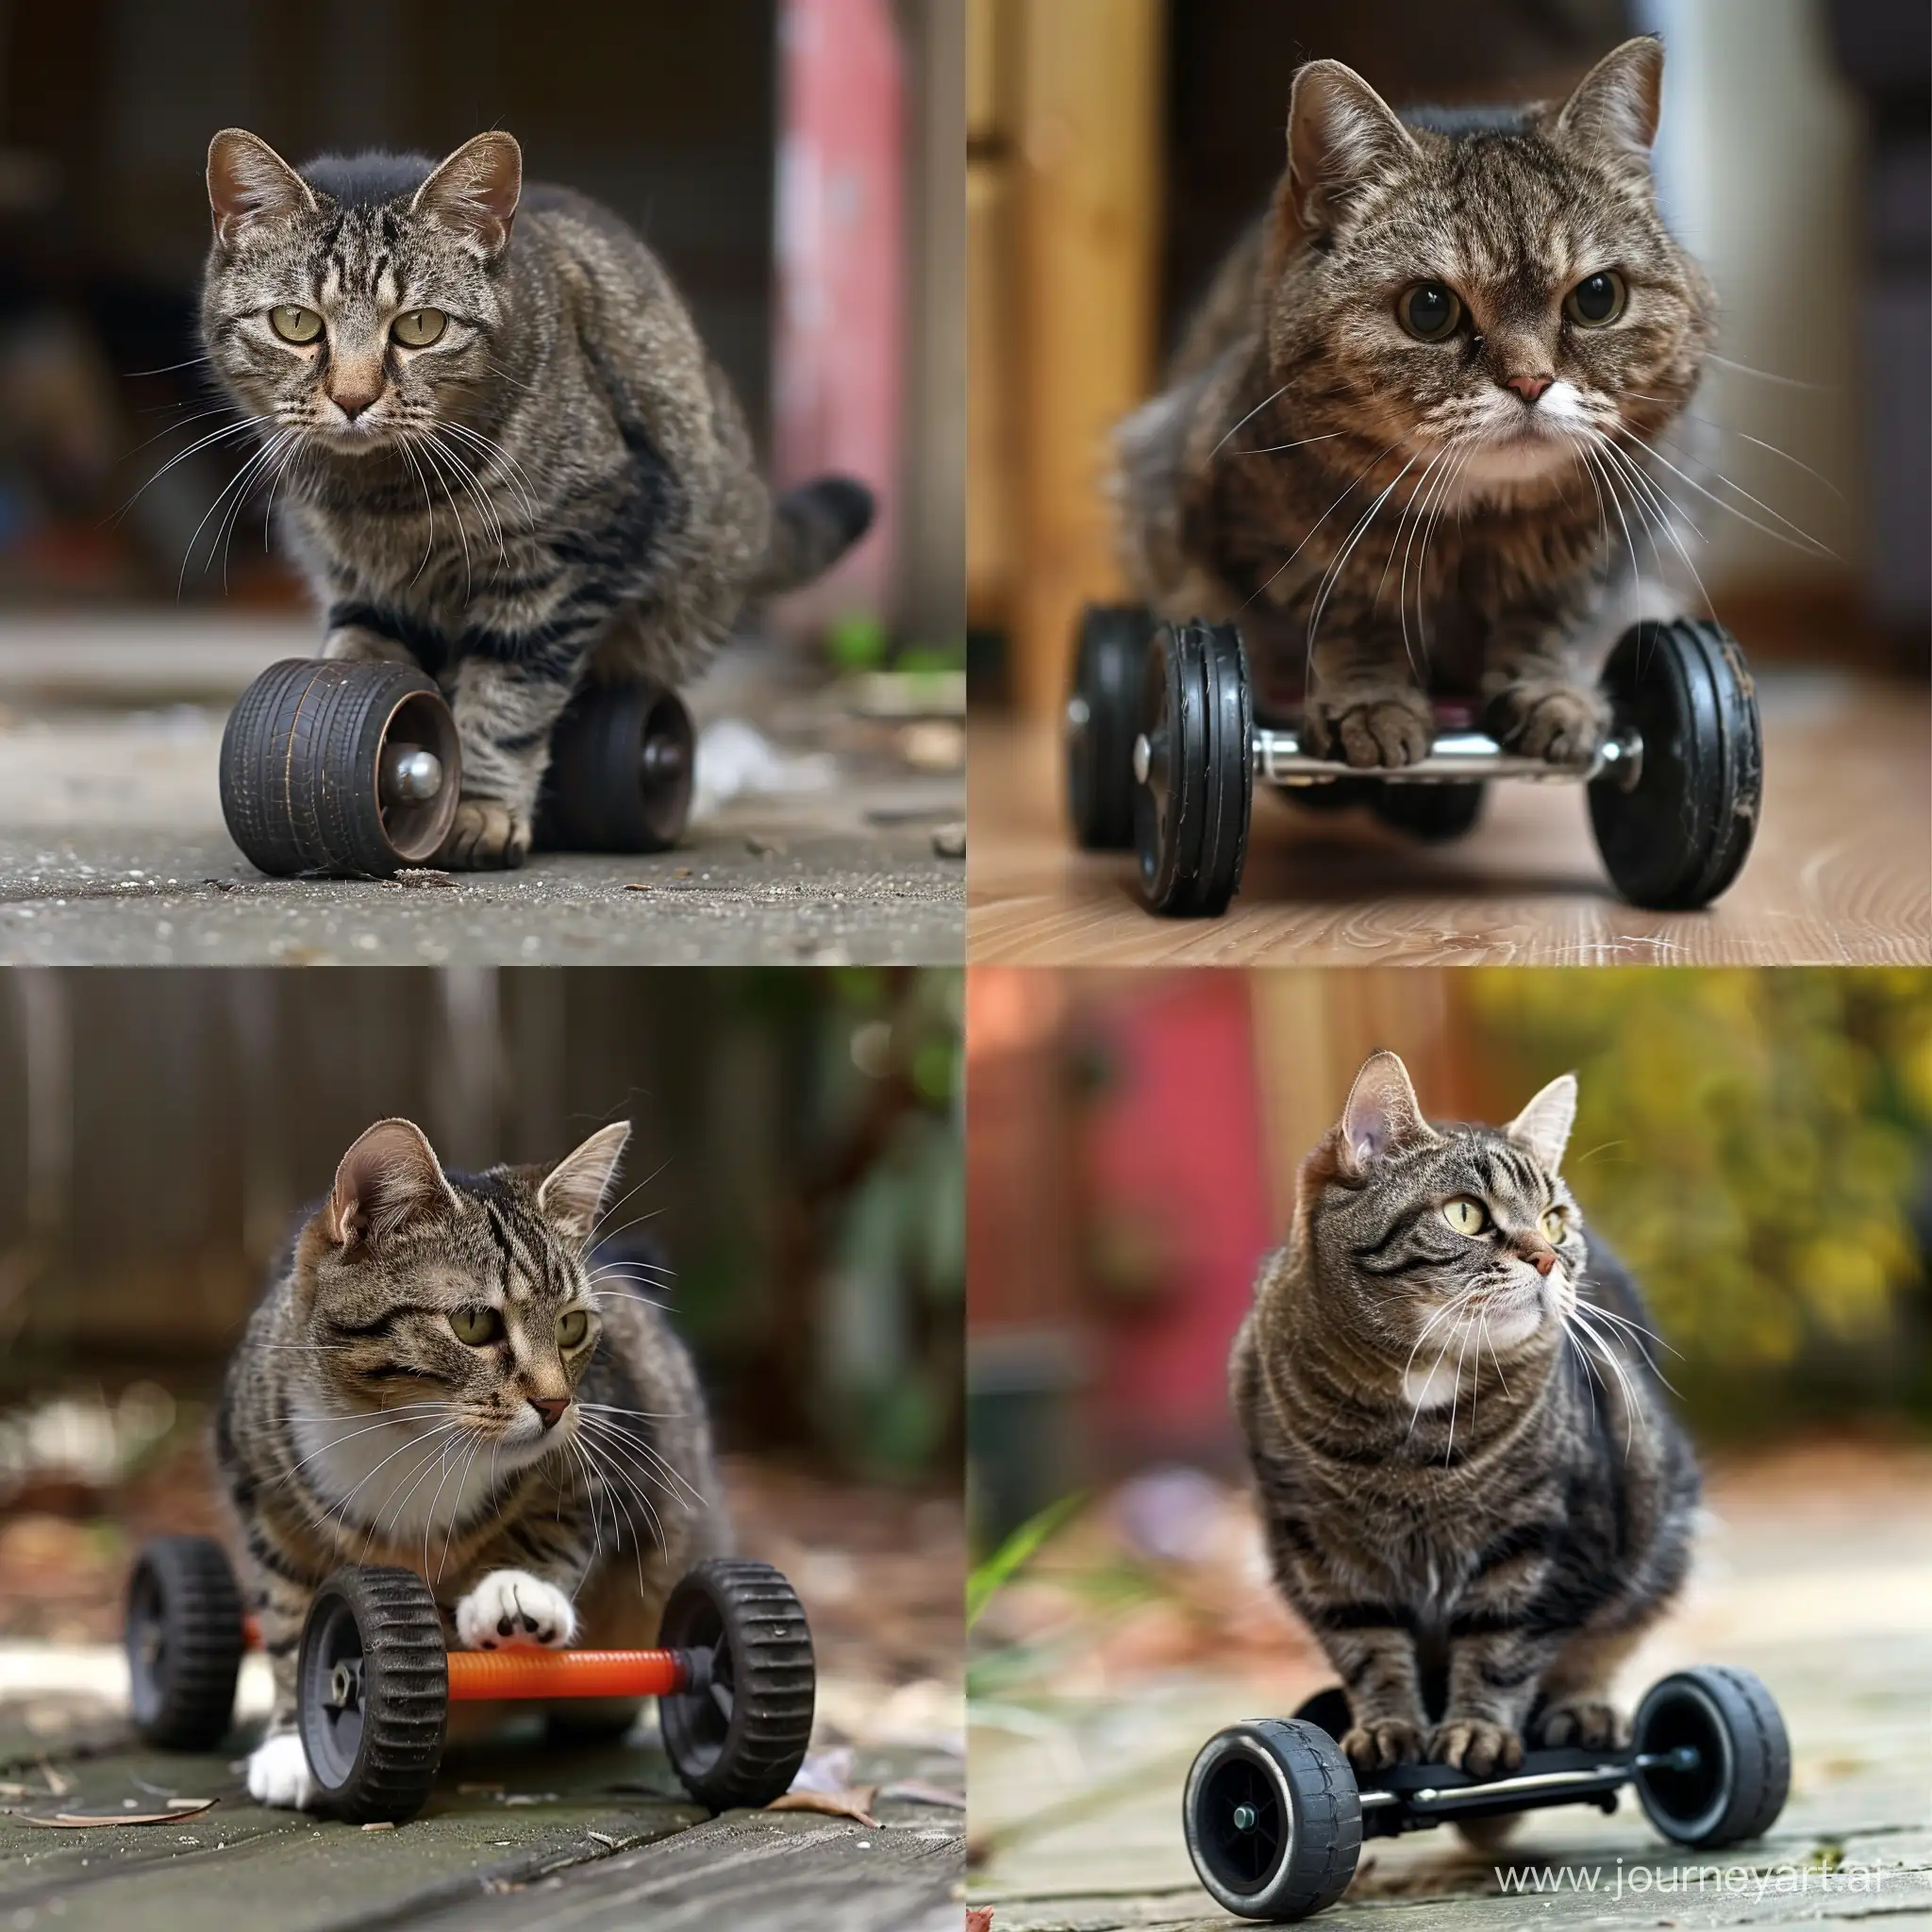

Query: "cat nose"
<box><xmin>528</xmin><ymin>1396</ymin><xmax>571</xmax><ymax>1430</ymax></box>
<box><xmin>330</xmin><ymin>380</ymin><xmax>383</xmax><ymax>419</ymax></box>
<box><xmin>1522</xmin><ymin>1244</ymin><xmax>1557</xmax><ymax>1277</ymax></box>
<box><xmin>1503</xmin><ymin>373</ymin><xmax>1553</xmax><ymax>405</ymax></box>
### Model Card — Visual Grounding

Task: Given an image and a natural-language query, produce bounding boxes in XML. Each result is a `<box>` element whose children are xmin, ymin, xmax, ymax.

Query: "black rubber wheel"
<box><xmin>1589</xmin><ymin>620</ymin><xmax>1761</xmax><ymax>909</ymax></box>
<box><xmin>1134</xmin><ymin>620</ymin><xmax>1253</xmax><ymax>917</ymax></box>
<box><xmin>534</xmin><ymin>683</ymin><xmax>695</xmax><ymax>854</ymax></box>
<box><xmin>220</xmin><ymin>658</ymin><xmax>461</xmax><ymax>877</ymax></box>
<box><xmin>1633</xmin><ymin>1666</ymin><xmax>1790</xmax><ymax>1849</ymax></box>
<box><xmin>1371</xmin><ymin>780</ymin><xmax>1487</xmax><ymax>843</ymax></box>
<box><xmin>296</xmin><ymin>1566</ymin><xmax>449</xmax><ymax>1824</ymax></box>
<box><xmin>658</xmin><ymin>1559</ymin><xmax>814</xmax><ymax>1810</ymax></box>
<box><xmin>1184</xmin><ymin>1719</ymin><xmax>1362</xmax><ymax>1922</ymax></box>
<box><xmin>1067</xmin><ymin>604</ymin><xmax>1152</xmax><ymax>850</ymax></box>
<box><xmin>125</xmin><ymin>1536</ymin><xmax>244</xmax><ymax>1751</ymax></box>
<box><xmin>1290</xmin><ymin>1687</ymin><xmax>1353</xmax><ymax>1745</ymax></box>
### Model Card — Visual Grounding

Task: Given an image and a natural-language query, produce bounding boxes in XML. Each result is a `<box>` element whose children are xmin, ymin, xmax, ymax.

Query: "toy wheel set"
<box><xmin>125</xmin><ymin>1535</ymin><xmax>813</xmax><ymax>1824</ymax></box>
<box><xmin>1066</xmin><ymin>605</ymin><xmax>1763</xmax><ymax>917</ymax></box>
<box><xmin>219</xmin><ymin>661</ymin><xmax>695</xmax><ymax>876</ymax></box>
<box><xmin>1183</xmin><ymin>1670</ymin><xmax>1791</xmax><ymax>1922</ymax></box>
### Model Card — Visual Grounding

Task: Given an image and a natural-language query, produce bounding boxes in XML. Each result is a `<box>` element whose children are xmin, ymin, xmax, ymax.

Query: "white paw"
<box><xmin>246</xmin><ymin>1730</ymin><xmax>318</xmax><ymax>1810</ymax></box>
<box><xmin>455</xmin><ymin>1569</ymin><xmax>576</xmax><ymax>1650</ymax></box>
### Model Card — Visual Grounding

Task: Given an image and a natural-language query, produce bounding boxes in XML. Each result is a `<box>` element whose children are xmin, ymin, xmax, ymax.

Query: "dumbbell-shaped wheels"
<box><xmin>1589</xmin><ymin>618</ymin><xmax>1761</xmax><ymax>909</ymax></box>
<box><xmin>535</xmin><ymin>683</ymin><xmax>695</xmax><ymax>853</ymax></box>
<box><xmin>220</xmin><ymin>660</ymin><xmax>461</xmax><ymax>876</ymax></box>
<box><xmin>1134</xmin><ymin>620</ymin><xmax>1254</xmax><ymax>917</ymax></box>
<box><xmin>125</xmin><ymin>1535</ymin><xmax>245</xmax><ymax>1750</ymax></box>
<box><xmin>1067</xmin><ymin>605</ymin><xmax>1154</xmax><ymax>850</ymax></box>
<box><xmin>1184</xmin><ymin>1718</ymin><xmax>1362</xmax><ymax>1923</ymax></box>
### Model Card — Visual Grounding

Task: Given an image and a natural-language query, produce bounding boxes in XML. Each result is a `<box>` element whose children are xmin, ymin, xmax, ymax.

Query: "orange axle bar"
<box><xmin>445</xmin><ymin>1647</ymin><xmax>688</xmax><ymax>1701</ymax></box>
<box><xmin>242</xmin><ymin>1614</ymin><xmax>689</xmax><ymax>1701</ymax></box>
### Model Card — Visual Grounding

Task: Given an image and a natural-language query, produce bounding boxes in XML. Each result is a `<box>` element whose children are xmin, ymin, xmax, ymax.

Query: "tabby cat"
<box><xmin>1113</xmin><ymin>37</ymin><xmax>1713</xmax><ymax>767</ymax></box>
<box><xmin>215</xmin><ymin>1116</ymin><xmax>721</xmax><ymax>1809</ymax></box>
<box><xmin>1231</xmin><ymin>1051</ymin><xmax>1697</xmax><ymax>1781</ymax></box>
<box><xmin>201</xmin><ymin>129</ymin><xmax>872</xmax><ymax>868</ymax></box>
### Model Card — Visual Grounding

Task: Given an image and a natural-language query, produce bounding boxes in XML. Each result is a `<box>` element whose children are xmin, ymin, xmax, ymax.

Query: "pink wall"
<box><xmin>772</xmin><ymin>0</ymin><xmax>904</xmax><ymax>622</ymax></box>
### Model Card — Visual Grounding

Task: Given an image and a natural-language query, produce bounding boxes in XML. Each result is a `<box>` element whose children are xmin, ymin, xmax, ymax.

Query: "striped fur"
<box><xmin>1232</xmin><ymin>1052</ymin><xmax>1698</xmax><ymax>1782</ymax></box>
<box><xmin>201</xmin><ymin>130</ymin><xmax>872</xmax><ymax>867</ymax></box>
<box><xmin>214</xmin><ymin>1117</ymin><xmax>721</xmax><ymax>1803</ymax></box>
<box><xmin>1112</xmin><ymin>39</ymin><xmax>1713</xmax><ymax>765</ymax></box>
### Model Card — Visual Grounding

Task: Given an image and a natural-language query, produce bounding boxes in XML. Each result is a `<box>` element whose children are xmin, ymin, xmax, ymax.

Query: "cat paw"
<box><xmin>1340</xmin><ymin>1718</ymin><xmax>1429</xmax><ymax>1773</ymax></box>
<box><xmin>246</xmin><ymin>1730</ymin><xmax>318</xmax><ymax>1810</ymax></box>
<box><xmin>1485</xmin><ymin>681</ymin><xmax>1608</xmax><ymax>763</ymax></box>
<box><xmin>455</xmin><ymin>1569</ymin><xmax>576</xmax><ymax>1650</ymax></box>
<box><xmin>1535</xmin><ymin>1699</ymin><xmax>1626</xmax><ymax>1751</ymax></box>
<box><xmin>438</xmin><ymin>799</ymin><xmax>531</xmax><ymax>871</ymax></box>
<box><xmin>1304</xmin><ymin>687</ymin><xmax>1433</xmax><ymax>769</ymax></box>
<box><xmin>1429</xmin><ymin>1719</ymin><xmax>1524</xmax><ymax>1780</ymax></box>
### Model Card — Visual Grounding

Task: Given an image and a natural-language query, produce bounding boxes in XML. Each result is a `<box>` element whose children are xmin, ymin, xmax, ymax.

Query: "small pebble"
<box><xmin>360</xmin><ymin>1820</ymin><xmax>395</xmax><ymax>1832</ymax></box>
<box><xmin>931</xmin><ymin>822</ymin><xmax>965</xmax><ymax>859</ymax></box>
<box><xmin>745</xmin><ymin>836</ymin><xmax>786</xmax><ymax>858</ymax></box>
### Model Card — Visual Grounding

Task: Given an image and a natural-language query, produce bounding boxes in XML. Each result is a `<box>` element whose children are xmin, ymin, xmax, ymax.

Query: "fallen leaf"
<box><xmin>674</xmin><ymin>867</ymin><xmax>694</xmax><ymax>878</ymax></box>
<box><xmin>38</xmin><ymin>1759</ymin><xmax>73</xmax><ymax>1797</ymax></box>
<box><xmin>22</xmin><ymin>1800</ymin><xmax>215</xmax><ymax>1828</ymax></box>
<box><xmin>359</xmin><ymin>1821</ymin><xmax>395</xmax><ymax>1833</ymax></box>
<box><xmin>623</xmin><ymin>883</ymin><xmax>651</xmax><ymax>893</ymax></box>
<box><xmin>966</xmin><ymin>1909</ymin><xmax>995</xmax><ymax>1931</ymax></box>
<box><xmin>391</xmin><ymin>868</ymin><xmax>455</xmax><ymax>889</ymax></box>
<box><xmin>876</xmin><ymin>1779</ymin><xmax>966</xmax><ymax>1809</ymax></box>
<box><xmin>767</xmin><ymin>1786</ymin><xmax>879</xmax><ymax>1827</ymax></box>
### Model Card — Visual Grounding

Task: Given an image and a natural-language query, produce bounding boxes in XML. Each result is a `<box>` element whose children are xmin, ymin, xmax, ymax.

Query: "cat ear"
<box><xmin>1507</xmin><ymin>1074</ymin><xmax>1579</xmax><ymax>1174</ymax></box>
<box><xmin>1553</xmin><ymin>36</ymin><xmax>1664</xmax><ymax>176</ymax></box>
<box><xmin>328</xmin><ymin>1119</ymin><xmax>455</xmax><ymax>1247</ymax></box>
<box><xmin>207</xmin><ymin>129</ymin><xmax>316</xmax><ymax>246</ymax></box>
<box><xmin>1338</xmin><ymin>1050</ymin><xmax>1434</xmax><ymax>1176</ymax></box>
<box><xmin>411</xmin><ymin>131</ymin><xmax>522</xmax><ymax>258</ymax></box>
<box><xmin>538</xmin><ymin>1122</ymin><xmax>631</xmax><ymax>1242</ymax></box>
<box><xmin>1283</xmin><ymin>59</ymin><xmax>1418</xmax><ymax>240</ymax></box>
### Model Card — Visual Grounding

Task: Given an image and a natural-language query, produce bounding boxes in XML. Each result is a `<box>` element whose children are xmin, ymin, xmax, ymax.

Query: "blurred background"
<box><xmin>0</xmin><ymin>1</ymin><xmax>965</xmax><ymax>951</ymax></box>
<box><xmin>0</xmin><ymin>966</ymin><xmax>962</xmax><ymax>1742</ymax></box>
<box><xmin>965</xmin><ymin>967</ymin><xmax>1932</xmax><ymax>1914</ymax></box>
<box><xmin>968</xmin><ymin>0</ymin><xmax>1929</xmax><ymax>716</ymax></box>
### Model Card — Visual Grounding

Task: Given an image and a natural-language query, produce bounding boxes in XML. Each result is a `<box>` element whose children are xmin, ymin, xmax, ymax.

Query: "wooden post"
<box><xmin>1009</xmin><ymin>0</ymin><xmax>1165</xmax><ymax>719</ymax></box>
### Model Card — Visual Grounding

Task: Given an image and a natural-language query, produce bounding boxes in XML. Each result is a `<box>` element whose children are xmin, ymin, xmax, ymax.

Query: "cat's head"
<box><xmin>291</xmin><ymin>1116</ymin><xmax>629</xmax><ymax>1465</ymax></box>
<box><xmin>1292</xmin><ymin>1051</ymin><xmax>1586</xmax><ymax>1369</ymax></box>
<box><xmin>1263</xmin><ymin>38</ymin><xmax>1711</xmax><ymax>501</ymax></box>
<box><xmin>200</xmin><ymin>129</ymin><xmax>521</xmax><ymax>458</ymax></box>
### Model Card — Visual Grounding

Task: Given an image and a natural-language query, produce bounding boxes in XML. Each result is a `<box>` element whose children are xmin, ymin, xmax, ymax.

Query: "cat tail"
<box><xmin>755</xmin><ymin>475</ymin><xmax>875</xmax><ymax>592</ymax></box>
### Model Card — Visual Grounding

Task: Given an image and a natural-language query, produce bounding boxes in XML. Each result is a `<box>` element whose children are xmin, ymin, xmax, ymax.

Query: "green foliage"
<box><xmin>968</xmin><ymin>1491</ymin><xmax>1086</xmax><ymax>1628</ymax></box>
<box><xmin>826</xmin><ymin>611</ymin><xmax>891</xmax><ymax>671</ymax></box>
<box><xmin>1466</xmin><ymin>971</ymin><xmax>1932</xmax><ymax>1415</ymax></box>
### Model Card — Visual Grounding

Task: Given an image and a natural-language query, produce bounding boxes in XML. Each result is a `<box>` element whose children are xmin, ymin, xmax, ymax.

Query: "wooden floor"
<box><xmin>967</xmin><ymin>672</ymin><xmax>1932</xmax><ymax>966</ymax></box>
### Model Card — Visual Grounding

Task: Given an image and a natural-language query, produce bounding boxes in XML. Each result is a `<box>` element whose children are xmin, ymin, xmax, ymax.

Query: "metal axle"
<box><xmin>380</xmin><ymin>745</ymin><xmax>445</xmax><ymax>805</ymax></box>
<box><xmin>1249</xmin><ymin>725</ymin><xmax>1642</xmax><ymax>788</ymax></box>
<box><xmin>1354</xmin><ymin>1744</ymin><xmax>1700</xmax><ymax>1814</ymax></box>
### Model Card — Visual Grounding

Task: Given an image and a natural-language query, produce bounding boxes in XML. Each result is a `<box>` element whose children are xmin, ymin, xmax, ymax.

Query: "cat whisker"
<box><xmin>408</xmin><ymin>432</ymin><xmax>475</xmax><ymax>603</ymax></box>
<box><xmin>1208</xmin><ymin>382</ymin><xmax>1291</xmax><ymax>460</ymax></box>
<box><xmin>1302</xmin><ymin>453</ymin><xmax>1420</xmax><ymax>690</ymax></box>
<box><xmin>1617</xmin><ymin>427</ymin><xmax>1838</xmax><ymax>561</ymax></box>
<box><xmin>113</xmin><ymin>415</ymin><xmax>270</xmax><ymax>524</ymax></box>
<box><xmin>1236</xmin><ymin>431</ymin><xmax>1349</xmax><ymax>458</ymax></box>
<box><xmin>576</xmin><ymin>1410</ymin><xmax>704</xmax><ymax>1512</ymax></box>
<box><xmin>1703</xmin><ymin>352</ymin><xmax>1834</xmax><ymax>393</ymax></box>
<box><xmin>585</xmin><ymin>1156</ymin><xmax>675</xmax><ymax>1250</ymax></box>
<box><xmin>1241</xmin><ymin>442</ymin><xmax>1400</xmax><ymax>616</ymax></box>
<box><xmin>569</xmin><ymin>1433</ymin><xmax>651</xmax><ymax>1596</ymax></box>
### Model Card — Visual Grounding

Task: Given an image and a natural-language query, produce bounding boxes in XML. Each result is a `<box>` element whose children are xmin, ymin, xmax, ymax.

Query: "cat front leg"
<box><xmin>1432</xmin><ymin>1623</ymin><xmax>1573</xmax><ymax>1778</ymax></box>
<box><xmin>1302</xmin><ymin>625</ymin><xmax>1432</xmax><ymax>769</ymax></box>
<box><xmin>322</xmin><ymin>623</ymin><xmax>419</xmax><ymax>667</ymax></box>
<box><xmin>1480</xmin><ymin>625</ymin><xmax>1609</xmax><ymax>763</ymax></box>
<box><xmin>1318</xmin><ymin>1620</ymin><xmax>1432</xmax><ymax>1772</ymax></box>
<box><xmin>242</xmin><ymin>1576</ymin><xmax>321</xmax><ymax>1810</ymax></box>
<box><xmin>438</xmin><ymin>657</ymin><xmax>581</xmax><ymax>869</ymax></box>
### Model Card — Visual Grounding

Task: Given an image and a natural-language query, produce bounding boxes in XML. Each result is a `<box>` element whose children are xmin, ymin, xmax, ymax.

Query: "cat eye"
<box><xmin>1441</xmin><ymin>1197</ymin><xmax>1489</xmax><ymax>1236</ymax></box>
<box><xmin>555</xmin><ymin>1308</ymin><xmax>591</xmax><ymax>1350</ymax></box>
<box><xmin>1397</xmin><ymin>282</ymin><xmax>1462</xmax><ymax>342</ymax></box>
<box><xmin>270</xmin><ymin>306</ymin><xmax>324</xmax><ymax>344</ymax></box>
<box><xmin>391</xmin><ymin>308</ymin><xmax>447</xmax><ymax>347</ymax></box>
<box><xmin>1541</xmin><ymin>1209</ymin><xmax>1567</xmax><ymax>1242</ymax></box>
<box><xmin>1564</xmin><ymin>271</ymin><xmax>1626</xmax><ymax>328</ymax></box>
<box><xmin>450</xmin><ymin>1306</ymin><xmax>506</xmax><ymax>1345</ymax></box>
